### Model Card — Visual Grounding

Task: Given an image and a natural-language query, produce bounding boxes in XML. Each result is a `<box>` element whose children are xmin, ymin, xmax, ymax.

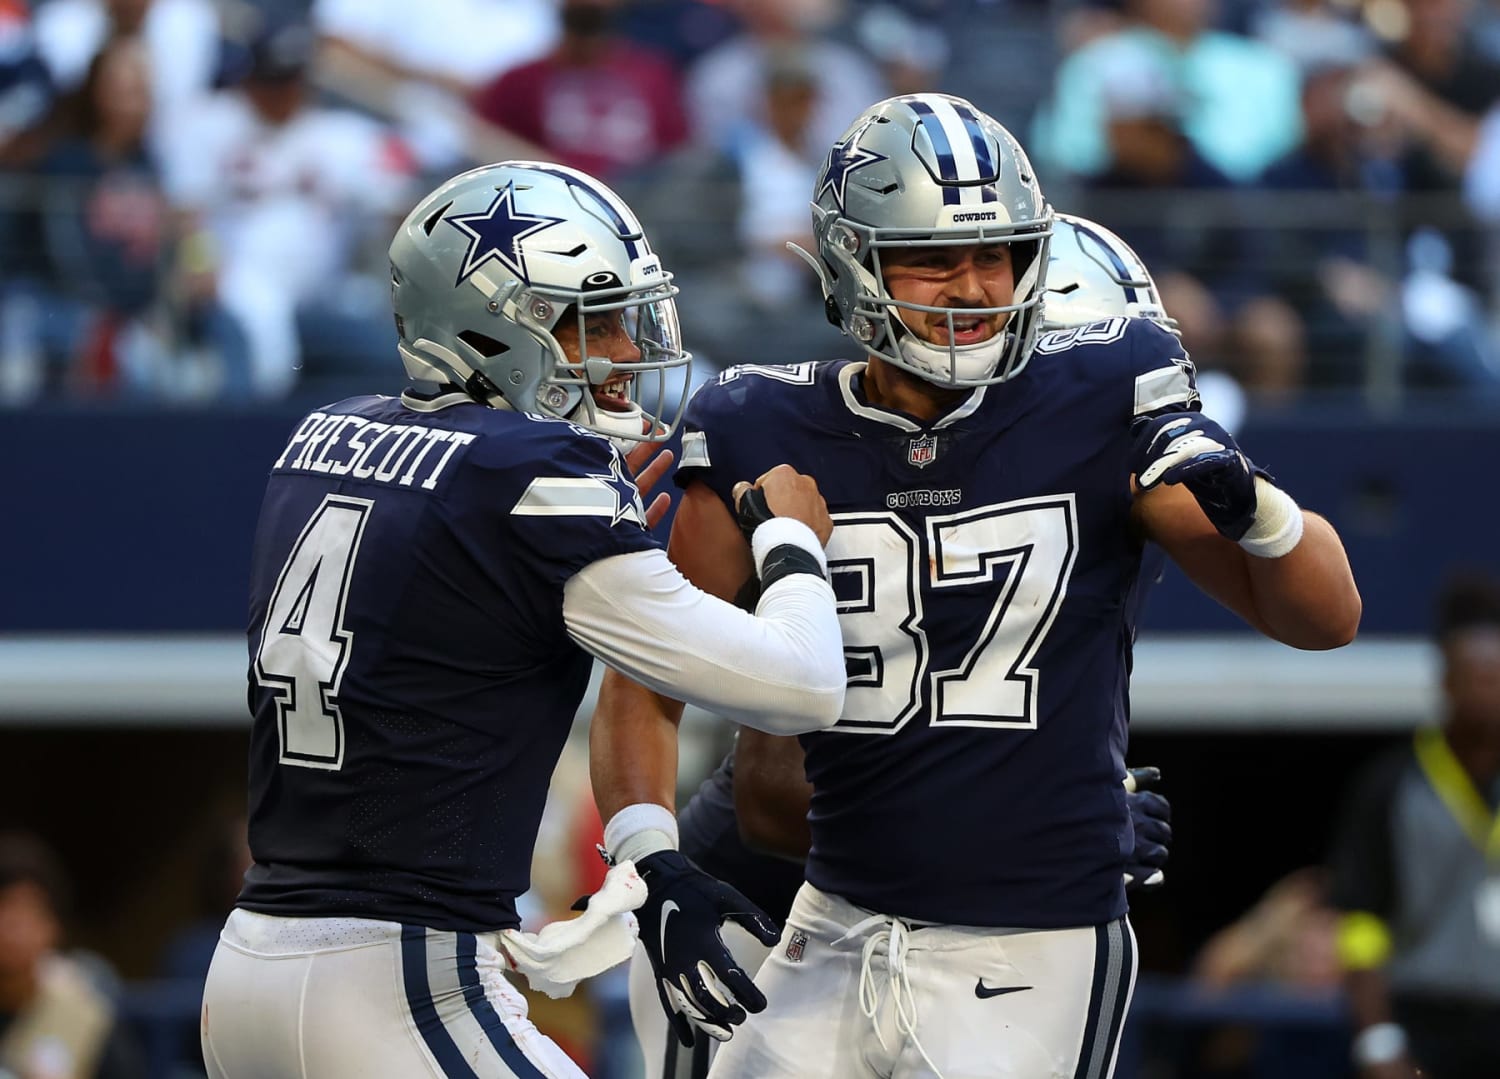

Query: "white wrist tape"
<box><xmin>604</xmin><ymin>802</ymin><xmax>678</xmax><ymax>865</ymax></box>
<box><xmin>1239</xmin><ymin>477</ymin><xmax>1304</xmax><ymax>559</ymax></box>
<box><xmin>750</xmin><ymin>517</ymin><xmax>828</xmax><ymax>577</ymax></box>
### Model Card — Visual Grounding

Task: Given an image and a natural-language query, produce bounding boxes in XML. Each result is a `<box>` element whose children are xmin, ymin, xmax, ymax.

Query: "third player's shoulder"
<box><xmin>1033</xmin><ymin>316</ymin><xmax>1198</xmax><ymax>417</ymax></box>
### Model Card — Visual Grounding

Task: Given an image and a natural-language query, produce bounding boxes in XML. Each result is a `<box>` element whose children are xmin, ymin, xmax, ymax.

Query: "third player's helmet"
<box><xmin>1042</xmin><ymin>214</ymin><xmax>1178</xmax><ymax>334</ymax></box>
<box><xmin>389</xmin><ymin>161</ymin><xmax>690</xmax><ymax>445</ymax></box>
<box><xmin>796</xmin><ymin>94</ymin><xmax>1053</xmax><ymax>386</ymax></box>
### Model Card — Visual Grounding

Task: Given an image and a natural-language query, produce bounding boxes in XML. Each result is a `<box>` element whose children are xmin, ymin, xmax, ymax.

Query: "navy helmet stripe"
<box><xmin>516</xmin><ymin>164</ymin><xmax>644</xmax><ymax>260</ymax></box>
<box><xmin>401</xmin><ymin>926</ymin><xmax>481</xmax><ymax>1079</ymax></box>
<box><xmin>456</xmin><ymin>932</ymin><xmax>549</xmax><ymax>1079</ymax></box>
<box><xmin>1069</xmin><ymin>220</ymin><xmax>1140</xmax><ymax>303</ymax></box>
<box><xmin>950</xmin><ymin>101</ymin><xmax>996</xmax><ymax>179</ymax></box>
<box><xmin>907</xmin><ymin>99</ymin><xmax>961</xmax><ymax>204</ymax></box>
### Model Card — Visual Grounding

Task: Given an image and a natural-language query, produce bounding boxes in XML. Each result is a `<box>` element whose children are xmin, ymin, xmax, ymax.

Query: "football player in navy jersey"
<box><xmin>595</xmin><ymin>94</ymin><xmax>1360</xmax><ymax>1079</ymax></box>
<box><xmin>625</xmin><ymin>213</ymin><xmax>1181</xmax><ymax>1079</ymax></box>
<box><xmin>199</xmin><ymin>161</ymin><xmax>853</xmax><ymax>1079</ymax></box>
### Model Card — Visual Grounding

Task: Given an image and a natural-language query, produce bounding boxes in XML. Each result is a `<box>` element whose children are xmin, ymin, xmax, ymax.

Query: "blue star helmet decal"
<box><xmin>444</xmin><ymin>182</ymin><xmax>565</xmax><ymax>287</ymax></box>
<box><xmin>817</xmin><ymin>120</ymin><xmax>888</xmax><ymax>212</ymax></box>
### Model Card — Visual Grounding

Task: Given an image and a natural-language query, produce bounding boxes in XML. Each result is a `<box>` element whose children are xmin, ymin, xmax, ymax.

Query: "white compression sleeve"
<box><xmin>562</xmin><ymin>547</ymin><xmax>845</xmax><ymax>734</ymax></box>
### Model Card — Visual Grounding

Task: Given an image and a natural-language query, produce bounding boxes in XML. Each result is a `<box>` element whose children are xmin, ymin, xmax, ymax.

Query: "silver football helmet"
<box><xmin>1042</xmin><ymin>214</ymin><xmax>1178</xmax><ymax>333</ymax></box>
<box><xmin>389</xmin><ymin>161</ymin><xmax>690</xmax><ymax>444</ymax></box>
<box><xmin>792</xmin><ymin>93</ymin><xmax>1053</xmax><ymax>386</ymax></box>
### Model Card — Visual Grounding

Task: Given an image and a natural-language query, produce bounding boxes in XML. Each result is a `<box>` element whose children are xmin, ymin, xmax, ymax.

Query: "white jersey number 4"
<box><xmin>827</xmin><ymin>495</ymin><xmax>1078</xmax><ymax>734</ymax></box>
<box><xmin>253</xmin><ymin>495</ymin><xmax>373</xmax><ymax>769</ymax></box>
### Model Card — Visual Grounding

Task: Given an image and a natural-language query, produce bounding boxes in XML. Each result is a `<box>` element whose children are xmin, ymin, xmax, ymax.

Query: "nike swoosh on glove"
<box><xmin>1130</xmin><ymin>412</ymin><xmax>1267</xmax><ymax>541</ymax></box>
<box><xmin>635</xmin><ymin>850</ymin><xmax>780</xmax><ymax>1047</ymax></box>
<box><xmin>1124</xmin><ymin>766</ymin><xmax>1172</xmax><ymax>891</ymax></box>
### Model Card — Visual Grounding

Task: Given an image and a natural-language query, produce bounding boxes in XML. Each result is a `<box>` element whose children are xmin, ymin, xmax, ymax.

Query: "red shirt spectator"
<box><xmin>470</xmin><ymin>2</ymin><xmax>686</xmax><ymax>178</ymax></box>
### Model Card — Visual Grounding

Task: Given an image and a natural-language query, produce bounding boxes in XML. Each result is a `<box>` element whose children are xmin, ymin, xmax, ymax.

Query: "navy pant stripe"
<box><xmin>1073</xmin><ymin>919</ymin><xmax>1133</xmax><ymax>1079</ymax></box>
<box><xmin>456</xmin><ymin>932</ymin><xmax>548</xmax><ymax>1079</ymax></box>
<box><xmin>401</xmin><ymin>925</ymin><xmax>480</xmax><ymax>1079</ymax></box>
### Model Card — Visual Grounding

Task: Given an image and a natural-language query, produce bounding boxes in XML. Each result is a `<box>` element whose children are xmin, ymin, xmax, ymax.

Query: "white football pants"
<box><xmin>707</xmin><ymin>883</ymin><xmax>1137</xmax><ymax>1079</ymax></box>
<box><xmin>201</xmin><ymin>909</ymin><xmax>585</xmax><ymax>1079</ymax></box>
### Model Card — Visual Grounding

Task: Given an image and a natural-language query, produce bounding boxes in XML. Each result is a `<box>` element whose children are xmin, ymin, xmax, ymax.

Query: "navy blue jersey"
<box><xmin>239</xmin><ymin>391</ymin><xmax>658</xmax><ymax>931</ymax></box>
<box><xmin>679</xmin><ymin>752</ymin><xmax>807</xmax><ymax>923</ymax></box>
<box><xmin>676</xmin><ymin>318</ymin><xmax>1197</xmax><ymax>928</ymax></box>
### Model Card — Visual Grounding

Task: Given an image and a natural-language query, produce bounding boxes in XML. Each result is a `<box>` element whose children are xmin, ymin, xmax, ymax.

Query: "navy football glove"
<box><xmin>634</xmin><ymin>850</ymin><xmax>780</xmax><ymax>1047</ymax></box>
<box><xmin>1130</xmin><ymin>413</ymin><xmax>1266</xmax><ymax>542</ymax></box>
<box><xmin>1124</xmin><ymin>766</ymin><xmax>1171</xmax><ymax>891</ymax></box>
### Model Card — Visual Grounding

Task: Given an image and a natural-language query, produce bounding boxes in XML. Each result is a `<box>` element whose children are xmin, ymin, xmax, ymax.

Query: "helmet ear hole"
<box><xmin>421</xmin><ymin>201</ymin><xmax>453</xmax><ymax>236</ymax></box>
<box><xmin>457</xmin><ymin>330</ymin><xmax>510</xmax><ymax>358</ymax></box>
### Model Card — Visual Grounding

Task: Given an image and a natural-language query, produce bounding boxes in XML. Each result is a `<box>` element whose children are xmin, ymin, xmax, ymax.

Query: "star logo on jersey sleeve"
<box><xmin>592</xmin><ymin>452</ymin><xmax>648</xmax><ymax>528</ymax></box>
<box><xmin>816</xmin><ymin>122</ymin><xmax>887</xmax><ymax>212</ymax></box>
<box><xmin>444</xmin><ymin>182</ymin><xmax>564</xmax><ymax>286</ymax></box>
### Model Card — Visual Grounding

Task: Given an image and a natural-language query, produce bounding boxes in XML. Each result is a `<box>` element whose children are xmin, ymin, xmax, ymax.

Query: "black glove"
<box><xmin>1124</xmin><ymin>766</ymin><xmax>1171</xmax><ymax>891</ymax></box>
<box><xmin>634</xmin><ymin>850</ymin><xmax>781</xmax><ymax>1047</ymax></box>
<box><xmin>1130</xmin><ymin>412</ymin><xmax>1266</xmax><ymax>541</ymax></box>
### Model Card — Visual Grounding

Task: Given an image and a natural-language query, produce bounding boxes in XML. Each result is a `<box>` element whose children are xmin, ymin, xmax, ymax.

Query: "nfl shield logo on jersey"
<box><xmin>908</xmin><ymin>435</ymin><xmax>938</xmax><ymax>468</ymax></box>
<box><xmin>785</xmin><ymin>930</ymin><xmax>809</xmax><ymax>963</ymax></box>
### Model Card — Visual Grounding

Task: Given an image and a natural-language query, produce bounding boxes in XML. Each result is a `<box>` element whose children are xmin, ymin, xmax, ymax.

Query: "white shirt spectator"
<box><xmin>161</xmin><ymin>92</ymin><xmax>413</xmax><ymax>395</ymax></box>
<box><xmin>33</xmin><ymin>0</ymin><xmax>219</xmax><ymax>135</ymax></box>
<box><xmin>313</xmin><ymin>0</ymin><xmax>557</xmax><ymax>87</ymax></box>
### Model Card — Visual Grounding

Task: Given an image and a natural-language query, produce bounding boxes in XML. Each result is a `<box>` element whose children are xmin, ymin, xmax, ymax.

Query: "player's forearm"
<box><xmin>1345</xmin><ymin>967</ymin><xmax>1398</xmax><ymax>1031</ymax></box>
<box><xmin>1242</xmin><ymin>511</ymin><xmax>1361</xmax><ymax>649</ymax></box>
<box><xmin>590</xmin><ymin>667</ymin><xmax>683</xmax><ymax>823</ymax></box>
<box><xmin>733</xmin><ymin>727</ymin><xmax>813</xmax><ymax>861</ymax></box>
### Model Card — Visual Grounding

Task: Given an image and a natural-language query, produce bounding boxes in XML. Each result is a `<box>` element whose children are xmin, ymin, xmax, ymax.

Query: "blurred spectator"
<box><xmin>160</xmin><ymin>21</ymin><xmax>415</xmax><ymax>398</ymax></box>
<box><xmin>1380</xmin><ymin>0</ymin><xmax>1500</xmax><ymax>304</ymax></box>
<box><xmin>1328</xmin><ymin>572</ymin><xmax>1500</xmax><ymax>1077</ymax></box>
<box><xmin>1252</xmin><ymin>0</ymin><xmax>1373</xmax><ymax>76</ymax></box>
<box><xmin>1073</xmin><ymin>54</ymin><xmax>1309</xmax><ymax>398</ymax></box>
<box><xmin>0</xmin><ymin>0</ymin><xmax>53</xmax><ymax>165</ymax></box>
<box><xmin>621</xmin><ymin>46</ymin><xmax>841</xmax><ymax>373</ymax></box>
<box><xmin>1195</xmin><ymin>867</ymin><xmax>1342</xmax><ymax>993</ymax></box>
<box><xmin>1035</xmin><ymin>0</ymin><xmax>1303</xmax><ymax>183</ymax></box>
<box><xmin>0</xmin><ymin>830</ymin><xmax>145</xmax><ymax>1079</ymax></box>
<box><xmin>683</xmin><ymin>0</ymin><xmax>887</xmax><ymax>158</ymax></box>
<box><xmin>849</xmin><ymin>3</ymin><xmax>949</xmax><ymax>98</ymax></box>
<box><xmin>1258</xmin><ymin>53</ymin><xmax>1406</xmax><ymax>389</ymax></box>
<box><xmin>614</xmin><ymin>0</ymin><xmax>741</xmax><ymax>70</ymax></box>
<box><xmin>313</xmin><ymin>0</ymin><xmax>556</xmax><ymax>170</ymax></box>
<box><xmin>470</xmin><ymin>0</ymin><xmax>687</xmax><ymax>180</ymax></box>
<box><xmin>31</xmin><ymin>35</ymin><xmax>246</xmax><ymax>399</ymax></box>
<box><xmin>32</xmin><ymin>0</ymin><xmax>221</xmax><ymax>151</ymax></box>
<box><xmin>1186</xmin><ymin>867</ymin><xmax>1347</xmax><ymax>1078</ymax></box>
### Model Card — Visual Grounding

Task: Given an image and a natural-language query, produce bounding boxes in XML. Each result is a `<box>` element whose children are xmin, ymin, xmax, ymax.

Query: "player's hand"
<box><xmin>623</xmin><ymin>441</ymin><xmax>674</xmax><ymax>530</ymax></box>
<box><xmin>1130</xmin><ymin>412</ymin><xmax>1263</xmax><ymax>541</ymax></box>
<box><xmin>634</xmin><ymin>850</ymin><xmax>780</xmax><ymax>1047</ymax></box>
<box><xmin>1124</xmin><ymin>766</ymin><xmax>1171</xmax><ymax>891</ymax></box>
<box><xmin>732</xmin><ymin>464</ymin><xmax>833</xmax><ymax>546</ymax></box>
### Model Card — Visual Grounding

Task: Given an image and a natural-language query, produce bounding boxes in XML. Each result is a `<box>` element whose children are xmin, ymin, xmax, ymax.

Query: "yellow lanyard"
<box><xmin>1413</xmin><ymin>727</ymin><xmax>1500</xmax><ymax>862</ymax></box>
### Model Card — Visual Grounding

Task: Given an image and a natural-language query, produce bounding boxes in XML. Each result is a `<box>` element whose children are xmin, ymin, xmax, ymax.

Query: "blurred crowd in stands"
<box><xmin>0</xmin><ymin>0</ymin><xmax>1499</xmax><ymax>407</ymax></box>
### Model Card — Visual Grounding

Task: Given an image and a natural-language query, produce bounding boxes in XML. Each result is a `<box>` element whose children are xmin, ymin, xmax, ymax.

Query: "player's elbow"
<box><xmin>735</xmin><ymin>681</ymin><xmax>845</xmax><ymax>736</ymax></box>
<box><xmin>1285</xmin><ymin>589</ymin><xmax>1362</xmax><ymax>650</ymax></box>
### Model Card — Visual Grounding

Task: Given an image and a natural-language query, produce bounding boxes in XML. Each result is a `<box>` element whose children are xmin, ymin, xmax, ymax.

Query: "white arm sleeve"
<box><xmin>562</xmin><ymin>544</ymin><xmax>846</xmax><ymax>735</ymax></box>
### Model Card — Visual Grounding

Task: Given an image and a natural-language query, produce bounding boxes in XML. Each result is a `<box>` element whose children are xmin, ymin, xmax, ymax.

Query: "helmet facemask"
<box><xmin>821</xmin><ymin>214</ymin><xmax>1052</xmax><ymax>386</ymax></box>
<box><xmin>516</xmin><ymin>276</ymin><xmax>689</xmax><ymax>448</ymax></box>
